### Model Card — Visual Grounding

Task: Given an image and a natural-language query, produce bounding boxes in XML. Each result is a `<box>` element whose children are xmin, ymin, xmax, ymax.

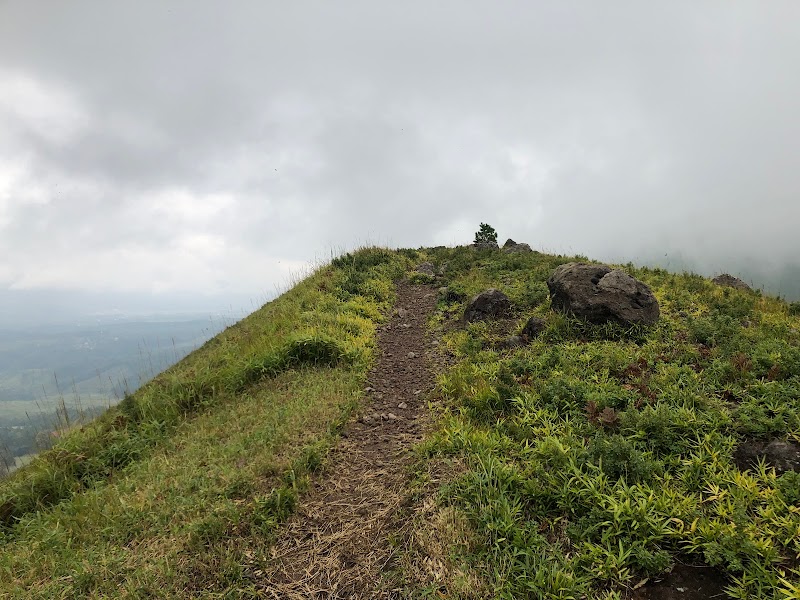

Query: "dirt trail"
<box><xmin>262</xmin><ymin>281</ymin><xmax>438</xmax><ymax>599</ymax></box>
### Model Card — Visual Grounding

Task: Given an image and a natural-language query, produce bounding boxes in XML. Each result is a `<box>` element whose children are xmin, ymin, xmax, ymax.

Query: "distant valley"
<box><xmin>0</xmin><ymin>315</ymin><xmax>232</xmax><ymax>474</ymax></box>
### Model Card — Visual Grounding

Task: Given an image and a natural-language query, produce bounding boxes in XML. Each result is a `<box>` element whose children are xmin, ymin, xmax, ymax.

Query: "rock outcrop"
<box><xmin>547</xmin><ymin>263</ymin><xmax>660</xmax><ymax>326</ymax></box>
<box><xmin>503</xmin><ymin>242</ymin><xmax>533</xmax><ymax>254</ymax></box>
<box><xmin>712</xmin><ymin>274</ymin><xmax>751</xmax><ymax>291</ymax></box>
<box><xmin>502</xmin><ymin>238</ymin><xmax>533</xmax><ymax>253</ymax></box>
<box><xmin>464</xmin><ymin>289</ymin><xmax>512</xmax><ymax>322</ymax></box>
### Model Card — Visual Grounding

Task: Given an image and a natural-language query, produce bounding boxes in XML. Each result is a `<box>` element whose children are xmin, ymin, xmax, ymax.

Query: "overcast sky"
<box><xmin>1</xmin><ymin>1</ymin><xmax>799</xmax><ymax>323</ymax></box>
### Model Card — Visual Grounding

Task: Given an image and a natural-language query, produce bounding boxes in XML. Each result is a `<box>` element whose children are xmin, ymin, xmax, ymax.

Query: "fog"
<box><xmin>2</xmin><ymin>1</ymin><xmax>799</xmax><ymax>318</ymax></box>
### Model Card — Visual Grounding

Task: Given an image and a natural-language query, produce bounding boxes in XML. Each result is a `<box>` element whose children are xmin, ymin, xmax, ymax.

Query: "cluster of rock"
<box><xmin>471</xmin><ymin>237</ymin><xmax>537</xmax><ymax>253</ymax></box>
<box><xmin>456</xmin><ymin>236</ymin><xmax>754</xmax><ymax>338</ymax></box>
<box><xmin>462</xmin><ymin>261</ymin><xmax>660</xmax><ymax>331</ymax></box>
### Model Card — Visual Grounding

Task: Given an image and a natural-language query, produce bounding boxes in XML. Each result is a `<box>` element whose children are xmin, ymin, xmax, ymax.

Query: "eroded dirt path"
<box><xmin>261</xmin><ymin>281</ymin><xmax>437</xmax><ymax>599</ymax></box>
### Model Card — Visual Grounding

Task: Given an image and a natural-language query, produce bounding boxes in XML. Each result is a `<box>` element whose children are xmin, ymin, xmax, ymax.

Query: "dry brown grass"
<box><xmin>395</xmin><ymin>457</ymin><xmax>490</xmax><ymax>599</ymax></box>
<box><xmin>261</xmin><ymin>435</ymin><xmax>414</xmax><ymax>599</ymax></box>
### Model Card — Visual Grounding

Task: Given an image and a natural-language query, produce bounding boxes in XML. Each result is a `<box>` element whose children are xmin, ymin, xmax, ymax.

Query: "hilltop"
<box><xmin>0</xmin><ymin>242</ymin><xmax>799</xmax><ymax>599</ymax></box>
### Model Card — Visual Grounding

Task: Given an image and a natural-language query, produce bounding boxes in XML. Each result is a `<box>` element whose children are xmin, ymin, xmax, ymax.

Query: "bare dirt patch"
<box><xmin>630</xmin><ymin>563</ymin><xmax>729</xmax><ymax>600</ymax></box>
<box><xmin>260</xmin><ymin>281</ymin><xmax>438</xmax><ymax>599</ymax></box>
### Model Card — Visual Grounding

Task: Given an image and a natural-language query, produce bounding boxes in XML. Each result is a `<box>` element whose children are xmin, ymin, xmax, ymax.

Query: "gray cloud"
<box><xmin>1</xmin><ymin>0</ymin><xmax>800</xmax><ymax>314</ymax></box>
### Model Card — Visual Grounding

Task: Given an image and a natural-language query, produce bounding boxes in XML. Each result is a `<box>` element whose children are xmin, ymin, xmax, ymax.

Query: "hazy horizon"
<box><xmin>2</xmin><ymin>2</ymin><xmax>799</xmax><ymax>317</ymax></box>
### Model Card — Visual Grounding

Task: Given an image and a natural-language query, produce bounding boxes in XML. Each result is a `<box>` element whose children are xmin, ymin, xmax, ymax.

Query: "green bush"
<box><xmin>776</xmin><ymin>471</ymin><xmax>800</xmax><ymax>506</ymax></box>
<box><xmin>408</xmin><ymin>272</ymin><xmax>435</xmax><ymax>284</ymax></box>
<box><xmin>283</xmin><ymin>335</ymin><xmax>344</xmax><ymax>367</ymax></box>
<box><xmin>416</xmin><ymin>248</ymin><xmax>800</xmax><ymax>597</ymax></box>
<box><xmin>584</xmin><ymin>433</ymin><xmax>662</xmax><ymax>483</ymax></box>
<box><xmin>537</xmin><ymin>378</ymin><xmax>588</xmax><ymax>415</ymax></box>
<box><xmin>620</xmin><ymin>404</ymin><xmax>699</xmax><ymax>457</ymax></box>
<box><xmin>688</xmin><ymin>314</ymin><xmax>742</xmax><ymax>348</ymax></box>
<box><xmin>710</xmin><ymin>290</ymin><xmax>756</xmax><ymax>320</ymax></box>
<box><xmin>330</xmin><ymin>247</ymin><xmax>394</xmax><ymax>271</ymax></box>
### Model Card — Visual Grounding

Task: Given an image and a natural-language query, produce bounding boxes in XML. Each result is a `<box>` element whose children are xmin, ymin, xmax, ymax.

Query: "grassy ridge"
<box><xmin>0</xmin><ymin>247</ymin><xmax>410</xmax><ymax>597</ymax></box>
<box><xmin>410</xmin><ymin>246</ymin><xmax>800</xmax><ymax>599</ymax></box>
<box><xmin>4</xmin><ymin>243</ymin><xmax>799</xmax><ymax>599</ymax></box>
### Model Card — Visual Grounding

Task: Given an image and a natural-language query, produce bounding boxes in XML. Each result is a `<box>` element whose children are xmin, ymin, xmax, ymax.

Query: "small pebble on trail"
<box><xmin>398</xmin><ymin>402</ymin><xmax>408</xmax><ymax>409</ymax></box>
<box><xmin>387</xmin><ymin>413</ymin><xmax>398</xmax><ymax>420</ymax></box>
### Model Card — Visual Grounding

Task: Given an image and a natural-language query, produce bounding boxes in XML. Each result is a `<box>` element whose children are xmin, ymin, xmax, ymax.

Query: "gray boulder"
<box><xmin>712</xmin><ymin>274</ymin><xmax>751</xmax><ymax>291</ymax></box>
<box><xmin>764</xmin><ymin>440</ymin><xmax>800</xmax><ymax>474</ymax></box>
<box><xmin>521</xmin><ymin>316</ymin><xmax>546</xmax><ymax>340</ymax></box>
<box><xmin>734</xmin><ymin>439</ymin><xmax>800</xmax><ymax>475</ymax></box>
<box><xmin>503</xmin><ymin>242</ymin><xmax>533</xmax><ymax>254</ymax></box>
<box><xmin>547</xmin><ymin>263</ymin><xmax>660</xmax><ymax>326</ymax></box>
<box><xmin>464</xmin><ymin>289</ymin><xmax>512</xmax><ymax>322</ymax></box>
<box><xmin>502</xmin><ymin>238</ymin><xmax>533</xmax><ymax>253</ymax></box>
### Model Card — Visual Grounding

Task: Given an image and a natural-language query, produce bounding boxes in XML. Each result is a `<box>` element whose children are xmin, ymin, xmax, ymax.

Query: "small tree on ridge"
<box><xmin>474</xmin><ymin>223</ymin><xmax>498</xmax><ymax>245</ymax></box>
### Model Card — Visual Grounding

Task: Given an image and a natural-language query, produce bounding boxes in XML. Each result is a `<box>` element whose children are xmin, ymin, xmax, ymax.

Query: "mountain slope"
<box><xmin>1</xmin><ymin>245</ymin><xmax>799</xmax><ymax>599</ymax></box>
<box><xmin>0</xmin><ymin>247</ymin><xmax>411</xmax><ymax>597</ymax></box>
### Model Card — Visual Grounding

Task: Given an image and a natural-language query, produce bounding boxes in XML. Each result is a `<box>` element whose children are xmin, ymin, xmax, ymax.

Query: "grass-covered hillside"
<box><xmin>1</xmin><ymin>243</ymin><xmax>798</xmax><ymax>599</ymax></box>
<box><xmin>0</xmin><ymin>248</ymin><xmax>413</xmax><ymax>597</ymax></box>
<box><xmin>405</xmin><ymin>245</ymin><xmax>800</xmax><ymax>599</ymax></box>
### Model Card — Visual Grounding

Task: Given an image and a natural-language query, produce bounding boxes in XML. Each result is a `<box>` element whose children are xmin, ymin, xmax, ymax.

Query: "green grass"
<box><xmin>0</xmin><ymin>369</ymin><xmax>358</xmax><ymax>597</ymax></box>
<box><xmin>410</xmin><ymin>246</ymin><xmax>800</xmax><ymax>599</ymax></box>
<box><xmin>4</xmin><ymin>243</ymin><xmax>799</xmax><ymax>599</ymax></box>
<box><xmin>0</xmin><ymin>246</ymin><xmax>411</xmax><ymax>598</ymax></box>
